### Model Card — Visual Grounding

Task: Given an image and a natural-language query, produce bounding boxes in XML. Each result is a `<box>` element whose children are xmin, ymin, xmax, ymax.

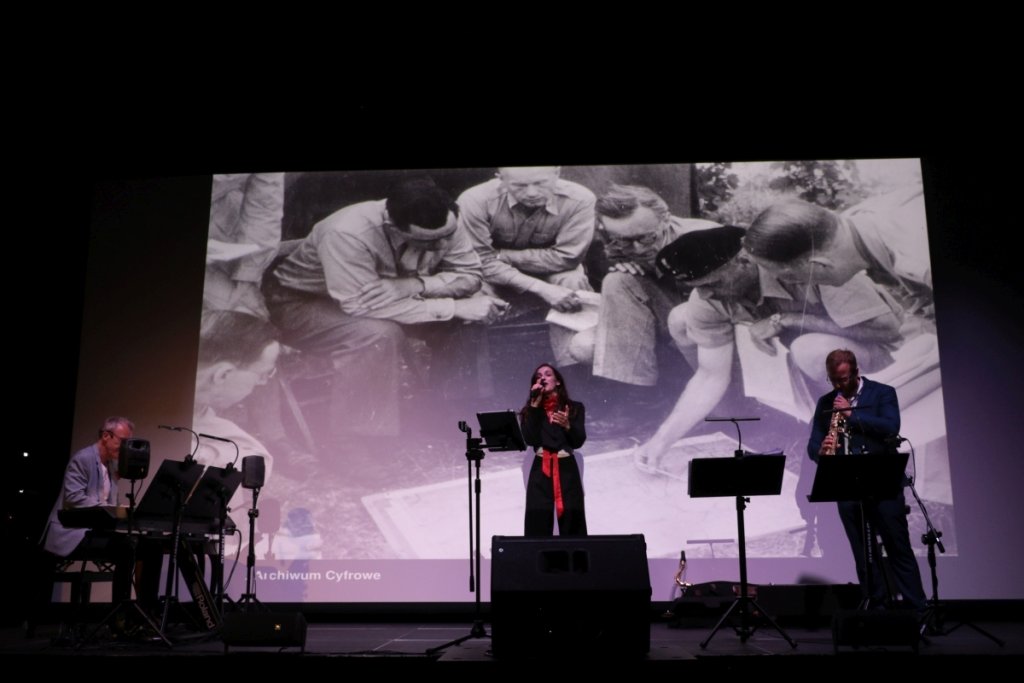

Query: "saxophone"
<box><xmin>821</xmin><ymin>410</ymin><xmax>846</xmax><ymax>456</ymax></box>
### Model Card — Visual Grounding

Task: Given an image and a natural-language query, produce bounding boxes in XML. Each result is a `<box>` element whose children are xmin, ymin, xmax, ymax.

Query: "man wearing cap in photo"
<box><xmin>635</xmin><ymin>225</ymin><xmax>906</xmax><ymax>472</ymax></box>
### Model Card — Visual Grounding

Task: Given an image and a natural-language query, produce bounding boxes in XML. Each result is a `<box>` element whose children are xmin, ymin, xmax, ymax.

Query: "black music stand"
<box><xmin>133</xmin><ymin>458</ymin><xmax>204</xmax><ymax>635</ymax></box>
<box><xmin>808</xmin><ymin>453</ymin><xmax>908</xmax><ymax>609</ymax></box>
<box><xmin>182</xmin><ymin>465</ymin><xmax>242</xmax><ymax>624</ymax></box>
<box><xmin>427</xmin><ymin>411</ymin><xmax>525</xmax><ymax>656</ymax></box>
<box><xmin>689</xmin><ymin>453</ymin><xmax>796</xmax><ymax>648</ymax></box>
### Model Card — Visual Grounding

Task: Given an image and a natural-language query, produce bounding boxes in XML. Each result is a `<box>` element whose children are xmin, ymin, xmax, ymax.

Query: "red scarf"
<box><xmin>540</xmin><ymin>394</ymin><xmax>566</xmax><ymax>518</ymax></box>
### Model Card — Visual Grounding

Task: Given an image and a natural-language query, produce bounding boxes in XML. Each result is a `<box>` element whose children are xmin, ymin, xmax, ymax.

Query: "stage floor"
<box><xmin>4</xmin><ymin>613</ymin><xmax>1022</xmax><ymax>669</ymax></box>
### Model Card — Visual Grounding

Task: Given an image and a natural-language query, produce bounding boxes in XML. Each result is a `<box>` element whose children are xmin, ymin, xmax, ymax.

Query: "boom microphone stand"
<box><xmin>906</xmin><ymin>470</ymin><xmax>1003</xmax><ymax>646</ymax></box>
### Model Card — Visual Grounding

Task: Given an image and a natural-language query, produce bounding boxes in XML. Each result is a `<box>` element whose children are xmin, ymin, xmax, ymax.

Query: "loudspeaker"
<box><xmin>222</xmin><ymin>611</ymin><xmax>307</xmax><ymax>651</ymax></box>
<box><xmin>242</xmin><ymin>455</ymin><xmax>265</xmax><ymax>489</ymax></box>
<box><xmin>832</xmin><ymin>609</ymin><xmax>919</xmax><ymax>652</ymax></box>
<box><xmin>491</xmin><ymin>534</ymin><xmax>651</xmax><ymax>659</ymax></box>
<box><xmin>118</xmin><ymin>438</ymin><xmax>150</xmax><ymax>480</ymax></box>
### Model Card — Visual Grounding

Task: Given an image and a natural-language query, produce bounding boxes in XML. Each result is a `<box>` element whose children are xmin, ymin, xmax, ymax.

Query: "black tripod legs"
<box><xmin>699</xmin><ymin>596</ymin><xmax>797</xmax><ymax>649</ymax></box>
<box><xmin>919</xmin><ymin>602</ymin><xmax>1005</xmax><ymax>646</ymax></box>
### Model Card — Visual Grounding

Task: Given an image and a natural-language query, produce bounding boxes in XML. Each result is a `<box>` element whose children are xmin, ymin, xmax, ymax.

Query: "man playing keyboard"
<box><xmin>41</xmin><ymin>417</ymin><xmax>160</xmax><ymax>611</ymax></box>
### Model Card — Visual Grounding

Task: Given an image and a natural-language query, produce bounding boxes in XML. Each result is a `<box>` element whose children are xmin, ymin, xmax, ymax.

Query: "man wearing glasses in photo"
<box><xmin>569</xmin><ymin>184</ymin><xmax>718</xmax><ymax>387</ymax></box>
<box><xmin>193</xmin><ymin>311</ymin><xmax>282</xmax><ymax>507</ymax></box>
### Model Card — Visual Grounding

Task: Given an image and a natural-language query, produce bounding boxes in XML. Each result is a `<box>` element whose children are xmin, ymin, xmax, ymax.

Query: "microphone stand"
<box><xmin>428</xmin><ymin>421</ymin><xmax>487</xmax><ymax>654</ymax></box>
<box><xmin>906</xmin><ymin>472</ymin><xmax>1004</xmax><ymax>646</ymax></box>
<box><xmin>236</xmin><ymin>484</ymin><xmax>263</xmax><ymax>612</ymax></box>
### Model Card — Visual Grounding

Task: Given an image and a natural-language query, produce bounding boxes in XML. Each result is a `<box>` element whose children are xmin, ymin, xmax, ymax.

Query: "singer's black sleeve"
<box><xmin>566</xmin><ymin>401</ymin><xmax>586</xmax><ymax>450</ymax></box>
<box><xmin>520</xmin><ymin>407</ymin><xmax>545</xmax><ymax>449</ymax></box>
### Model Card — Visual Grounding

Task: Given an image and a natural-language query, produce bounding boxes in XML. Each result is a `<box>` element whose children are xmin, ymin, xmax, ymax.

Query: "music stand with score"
<box><xmin>133</xmin><ymin>458</ymin><xmax>206</xmax><ymax>634</ymax></box>
<box><xmin>808</xmin><ymin>452</ymin><xmax>909</xmax><ymax>609</ymax></box>
<box><xmin>477</xmin><ymin>409</ymin><xmax>527</xmax><ymax>452</ymax></box>
<box><xmin>183</xmin><ymin>465</ymin><xmax>242</xmax><ymax>616</ymax></box>
<box><xmin>688</xmin><ymin>454</ymin><xmax>797</xmax><ymax>649</ymax></box>
<box><xmin>427</xmin><ymin>411</ymin><xmax>526</xmax><ymax>656</ymax></box>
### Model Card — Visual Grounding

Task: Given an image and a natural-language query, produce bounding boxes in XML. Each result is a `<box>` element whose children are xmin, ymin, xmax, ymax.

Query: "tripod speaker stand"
<box><xmin>427</xmin><ymin>411</ymin><xmax>525</xmax><ymax>656</ymax></box>
<box><xmin>689</xmin><ymin>452</ymin><xmax>796</xmax><ymax>649</ymax></box>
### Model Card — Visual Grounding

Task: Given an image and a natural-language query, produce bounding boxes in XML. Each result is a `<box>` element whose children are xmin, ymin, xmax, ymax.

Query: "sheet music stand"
<box><xmin>136</xmin><ymin>459</ymin><xmax>205</xmax><ymax>634</ymax></box>
<box><xmin>477</xmin><ymin>410</ymin><xmax>527</xmax><ymax>452</ymax></box>
<box><xmin>689</xmin><ymin>454</ymin><xmax>796</xmax><ymax>649</ymax></box>
<box><xmin>808</xmin><ymin>453</ymin><xmax>909</xmax><ymax>609</ymax></box>
<box><xmin>183</xmin><ymin>465</ymin><xmax>242</xmax><ymax>617</ymax></box>
<box><xmin>135</xmin><ymin>459</ymin><xmax>205</xmax><ymax>520</ymax></box>
<box><xmin>427</xmin><ymin>412</ymin><xmax>525</xmax><ymax>656</ymax></box>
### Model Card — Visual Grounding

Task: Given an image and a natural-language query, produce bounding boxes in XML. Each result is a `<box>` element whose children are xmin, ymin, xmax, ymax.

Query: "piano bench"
<box><xmin>53</xmin><ymin>558</ymin><xmax>117</xmax><ymax>606</ymax></box>
<box><xmin>25</xmin><ymin>556</ymin><xmax>117</xmax><ymax>642</ymax></box>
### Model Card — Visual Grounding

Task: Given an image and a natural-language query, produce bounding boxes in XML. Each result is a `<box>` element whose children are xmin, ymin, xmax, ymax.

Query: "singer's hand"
<box><xmin>550</xmin><ymin>407</ymin><xmax>570</xmax><ymax>429</ymax></box>
<box><xmin>529</xmin><ymin>380</ymin><xmax>544</xmax><ymax>406</ymax></box>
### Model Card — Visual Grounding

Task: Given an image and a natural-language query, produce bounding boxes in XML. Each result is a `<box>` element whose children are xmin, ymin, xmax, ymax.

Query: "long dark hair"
<box><xmin>520</xmin><ymin>363</ymin><xmax>575</xmax><ymax>418</ymax></box>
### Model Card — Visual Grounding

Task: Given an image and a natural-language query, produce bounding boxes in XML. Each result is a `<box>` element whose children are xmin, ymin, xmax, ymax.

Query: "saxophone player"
<box><xmin>809</xmin><ymin>349</ymin><xmax>927</xmax><ymax>613</ymax></box>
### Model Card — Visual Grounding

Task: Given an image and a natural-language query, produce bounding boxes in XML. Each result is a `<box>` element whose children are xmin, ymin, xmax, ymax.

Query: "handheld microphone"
<box><xmin>530</xmin><ymin>382</ymin><xmax>543</xmax><ymax>399</ymax></box>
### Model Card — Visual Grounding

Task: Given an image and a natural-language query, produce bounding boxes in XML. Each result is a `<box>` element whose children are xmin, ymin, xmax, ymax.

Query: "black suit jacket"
<box><xmin>808</xmin><ymin>378</ymin><xmax>900</xmax><ymax>462</ymax></box>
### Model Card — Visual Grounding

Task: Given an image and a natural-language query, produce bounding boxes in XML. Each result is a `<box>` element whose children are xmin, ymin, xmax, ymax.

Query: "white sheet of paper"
<box><xmin>734</xmin><ymin>324</ymin><xmax>812</xmax><ymax>422</ymax></box>
<box><xmin>544</xmin><ymin>290</ymin><xmax>602</xmax><ymax>332</ymax></box>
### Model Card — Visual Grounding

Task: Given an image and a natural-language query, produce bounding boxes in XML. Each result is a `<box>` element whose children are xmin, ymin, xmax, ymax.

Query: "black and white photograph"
<box><xmin>191</xmin><ymin>160</ymin><xmax>951</xmax><ymax>601</ymax></box>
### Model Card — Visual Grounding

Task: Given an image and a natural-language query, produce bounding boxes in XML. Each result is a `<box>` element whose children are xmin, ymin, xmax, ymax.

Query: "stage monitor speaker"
<box><xmin>118</xmin><ymin>438</ymin><xmax>150</xmax><ymax>480</ymax></box>
<box><xmin>832</xmin><ymin>609</ymin><xmax>919</xmax><ymax>652</ymax></box>
<box><xmin>222</xmin><ymin>611</ymin><xmax>307</xmax><ymax>652</ymax></box>
<box><xmin>242</xmin><ymin>455</ymin><xmax>265</xmax><ymax>489</ymax></box>
<box><xmin>491</xmin><ymin>534</ymin><xmax>651</xmax><ymax>659</ymax></box>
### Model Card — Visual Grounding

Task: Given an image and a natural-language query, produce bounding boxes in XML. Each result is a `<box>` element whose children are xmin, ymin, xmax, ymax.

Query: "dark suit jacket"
<box><xmin>808</xmin><ymin>378</ymin><xmax>900</xmax><ymax>462</ymax></box>
<box><xmin>521</xmin><ymin>400</ymin><xmax>586</xmax><ymax>454</ymax></box>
